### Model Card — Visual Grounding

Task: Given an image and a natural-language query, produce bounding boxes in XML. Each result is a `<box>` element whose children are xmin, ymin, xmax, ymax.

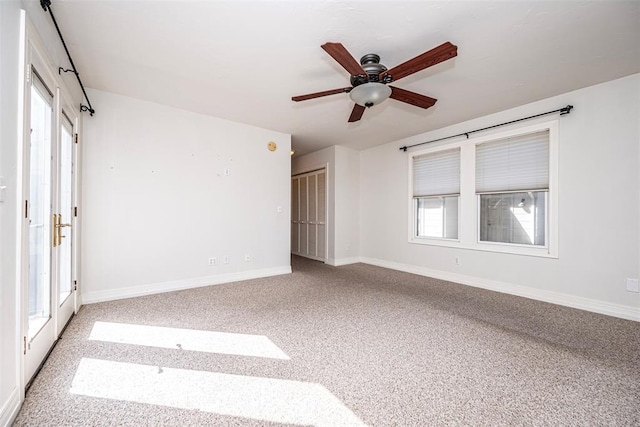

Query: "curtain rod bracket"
<box><xmin>560</xmin><ymin>105</ymin><xmax>573</xmax><ymax>115</ymax></box>
<box><xmin>40</xmin><ymin>0</ymin><xmax>51</xmax><ymax>11</ymax></box>
<box><xmin>58</xmin><ymin>67</ymin><xmax>75</xmax><ymax>75</ymax></box>
<box><xmin>80</xmin><ymin>104</ymin><xmax>95</xmax><ymax>116</ymax></box>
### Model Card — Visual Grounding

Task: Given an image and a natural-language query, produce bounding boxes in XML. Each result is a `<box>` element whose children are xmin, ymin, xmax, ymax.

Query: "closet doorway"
<box><xmin>291</xmin><ymin>169</ymin><xmax>327</xmax><ymax>262</ymax></box>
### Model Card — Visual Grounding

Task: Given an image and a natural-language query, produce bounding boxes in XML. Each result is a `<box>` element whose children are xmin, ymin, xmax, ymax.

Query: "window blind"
<box><xmin>413</xmin><ymin>148</ymin><xmax>460</xmax><ymax>197</ymax></box>
<box><xmin>476</xmin><ymin>130</ymin><xmax>549</xmax><ymax>193</ymax></box>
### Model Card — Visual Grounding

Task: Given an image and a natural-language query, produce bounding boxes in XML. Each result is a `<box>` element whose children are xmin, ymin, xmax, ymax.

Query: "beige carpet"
<box><xmin>14</xmin><ymin>256</ymin><xmax>640</xmax><ymax>426</ymax></box>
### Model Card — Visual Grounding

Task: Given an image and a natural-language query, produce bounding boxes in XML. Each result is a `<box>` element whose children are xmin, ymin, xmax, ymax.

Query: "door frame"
<box><xmin>17</xmin><ymin>13</ymin><xmax>82</xmax><ymax>392</ymax></box>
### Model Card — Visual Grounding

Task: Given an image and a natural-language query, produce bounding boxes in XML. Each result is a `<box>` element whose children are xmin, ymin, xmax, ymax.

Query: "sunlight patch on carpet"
<box><xmin>89</xmin><ymin>321</ymin><xmax>290</xmax><ymax>360</ymax></box>
<box><xmin>70</xmin><ymin>358</ymin><xmax>366</xmax><ymax>426</ymax></box>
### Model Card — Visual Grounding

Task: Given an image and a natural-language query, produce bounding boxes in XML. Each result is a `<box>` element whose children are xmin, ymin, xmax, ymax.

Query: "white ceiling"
<box><xmin>52</xmin><ymin>1</ymin><xmax>640</xmax><ymax>156</ymax></box>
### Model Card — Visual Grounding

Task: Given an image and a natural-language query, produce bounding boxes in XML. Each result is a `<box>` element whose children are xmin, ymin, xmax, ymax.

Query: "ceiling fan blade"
<box><xmin>321</xmin><ymin>42</ymin><xmax>367</xmax><ymax>77</ymax></box>
<box><xmin>292</xmin><ymin>87</ymin><xmax>351</xmax><ymax>102</ymax></box>
<box><xmin>381</xmin><ymin>41</ymin><xmax>457</xmax><ymax>82</ymax></box>
<box><xmin>389</xmin><ymin>86</ymin><xmax>437</xmax><ymax>109</ymax></box>
<box><xmin>348</xmin><ymin>104</ymin><xmax>366</xmax><ymax>122</ymax></box>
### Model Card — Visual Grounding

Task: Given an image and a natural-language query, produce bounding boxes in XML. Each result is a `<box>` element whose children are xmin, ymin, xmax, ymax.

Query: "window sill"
<box><xmin>409</xmin><ymin>237</ymin><xmax>558</xmax><ymax>259</ymax></box>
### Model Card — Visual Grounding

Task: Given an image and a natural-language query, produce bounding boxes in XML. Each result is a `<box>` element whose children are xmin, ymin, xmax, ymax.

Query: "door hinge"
<box><xmin>74</xmin><ymin>206</ymin><xmax>78</xmax><ymax>217</ymax></box>
<box><xmin>74</xmin><ymin>280</ymin><xmax>77</xmax><ymax>291</ymax></box>
<box><xmin>24</xmin><ymin>200</ymin><xmax>28</xmax><ymax>219</ymax></box>
<box><xmin>74</xmin><ymin>133</ymin><xmax>78</xmax><ymax>144</ymax></box>
<box><xmin>23</xmin><ymin>336</ymin><xmax>27</xmax><ymax>355</ymax></box>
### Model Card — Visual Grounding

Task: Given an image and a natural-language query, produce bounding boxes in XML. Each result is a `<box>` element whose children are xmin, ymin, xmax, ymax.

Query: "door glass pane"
<box><xmin>59</xmin><ymin>114</ymin><xmax>74</xmax><ymax>304</ymax></box>
<box><xmin>28</xmin><ymin>72</ymin><xmax>53</xmax><ymax>339</ymax></box>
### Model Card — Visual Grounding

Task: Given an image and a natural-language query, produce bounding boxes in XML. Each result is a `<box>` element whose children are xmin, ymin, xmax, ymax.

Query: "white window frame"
<box><xmin>408</xmin><ymin>120</ymin><xmax>558</xmax><ymax>258</ymax></box>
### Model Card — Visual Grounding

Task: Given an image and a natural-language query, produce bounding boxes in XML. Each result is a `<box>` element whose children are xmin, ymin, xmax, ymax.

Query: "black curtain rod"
<box><xmin>399</xmin><ymin>105</ymin><xmax>573</xmax><ymax>152</ymax></box>
<box><xmin>40</xmin><ymin>0</ymin><xmax>95</xmax><ymax>116</ymax></box>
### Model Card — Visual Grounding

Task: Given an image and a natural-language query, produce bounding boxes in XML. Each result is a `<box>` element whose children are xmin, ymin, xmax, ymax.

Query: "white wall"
<box><xmin>81</xmin><ymin>89</ymin><xmax>291</xmax><ymax>303</ymax></box>
<box><xmin>292</xmin><ymin>145</ymin><xmax>360</xmax><ymax>266</ymax></box>
<box><xmin>333</xmin><ymin>146</ymin><xmax>359</xmax><ymax>263</ymax></box>
<box><xmin>359</xmin><ymin>74</ymin><xmax>640</xmax><ymax>320</ymax></box>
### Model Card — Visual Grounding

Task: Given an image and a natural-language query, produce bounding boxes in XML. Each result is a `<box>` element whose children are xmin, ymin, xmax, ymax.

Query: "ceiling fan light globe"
<box><xmin>349</xmin><ymin>83</ymin><xmax>392</xmax><ymax>107</ymax></box>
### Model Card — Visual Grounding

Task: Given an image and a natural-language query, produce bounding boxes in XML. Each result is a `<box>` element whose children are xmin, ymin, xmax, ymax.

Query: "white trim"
<box><xmin>293</xmin><ymin>252</ymin><xmax>326</xmax><ymax>263</ymax></box>
<box><xmin>406</xmin><ymin>238</ymin><xmax>557</xmax><ymax>258</ymax></box>
<box><xmin>81</xmin><ymin>266</ymin><xmax>292</xmax><ymax>304</ymax></box>
<box><xmin>15</xmin><ymin>7</ymin><xmax>27</xmax><ymax>413</ymax></box>
<box><xmin>292</xmin><ymin>161</ymin><xmax>328</xmax><ymax>177</ymax></box>
<box><xmin>0</xmin><ymin>387</ymin><xmax>20</xmax><ymax>427</ymax></box>
<box><xmin>360</xmin><ymin>257</ymin><xmax>640</xmax><ymax>322</ymax></box>
<box><xmin>326</xmin><ymin>257</ymin><xmax>361</xmax><ymax>267</ymax></box>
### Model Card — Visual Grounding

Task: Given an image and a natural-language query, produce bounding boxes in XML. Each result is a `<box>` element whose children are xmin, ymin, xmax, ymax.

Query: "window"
<box><xmin>409</xmin><ymin>121</ymin><xmax>557</xmax><ymax>257</ymax></box>
<box><xmin>476</xmin><ymin>130</ymin><xmax>549</xmax><ymax>247</ymax></box>
<box><xmin>412</xmin><ymin>148</ymin><xmax>459</xmax><ymax>239</ymax></box>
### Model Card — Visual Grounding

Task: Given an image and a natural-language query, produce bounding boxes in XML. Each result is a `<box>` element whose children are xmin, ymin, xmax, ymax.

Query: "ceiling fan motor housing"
<box><xmin>350</xmin><ymin>54</ymin><xmax>388</xmax><ymax>86</ymax></box>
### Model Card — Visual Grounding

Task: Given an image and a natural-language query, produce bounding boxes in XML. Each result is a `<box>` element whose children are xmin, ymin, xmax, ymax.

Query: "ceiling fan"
<box><xmin>292</xmin><ymin>41</ymin><xmax>458</xmax><ymax>122</ymax></box>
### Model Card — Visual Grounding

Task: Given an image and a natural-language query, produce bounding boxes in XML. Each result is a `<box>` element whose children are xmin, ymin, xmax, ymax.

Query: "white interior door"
<box><xmin>291</xmin><ymin>169</ymin><xmax>327</xmax><ymax>262</ymax></box>
<box><xmin>23</xmin><ymin>57</ymin><xmax>78</xmax><ymax>385</ymax></box>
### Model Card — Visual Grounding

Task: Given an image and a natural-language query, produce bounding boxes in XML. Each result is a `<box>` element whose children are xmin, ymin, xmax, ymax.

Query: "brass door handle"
<box><xmin>52</xmin><ymin>213</ymin><xmax>58</xmax><ymax>248</ymax></box>
<box><xmin>53</xmin><ymin>214</ymin><xmax>72</xmax><ymax>247</ymax></box>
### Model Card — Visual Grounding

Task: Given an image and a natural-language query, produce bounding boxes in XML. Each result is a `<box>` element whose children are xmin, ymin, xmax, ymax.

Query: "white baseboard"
<box><xmin>360</xmin><ymin>257</ymin><xmax>640</xmax><ymax>322</ymax></box>
<box><xmin>0</xmin><ymin>387</ymin><xmax>20</xmax><ymax>427</ymax></box>
<box><xmin>326</xmin><ymin>257</ymin><xmax>361</xmax><ymax>267</ymax></box>
<box><xmin>81</xmin><ymin>266</ymin><xmax>292</xmax><ymax>304</ymax></box>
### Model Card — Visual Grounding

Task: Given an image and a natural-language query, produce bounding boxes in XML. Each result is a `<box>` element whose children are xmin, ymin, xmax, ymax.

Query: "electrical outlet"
<box><xmin>455</xmin><ymin>257</ymin><xmax>461</xmax><ymax>266</ymax></box>
<box><xmin>223</xmin><ymin>256</ymin><xmax>229</xmax><ymax>264</ymax></box>
<box><xmin>208</xmin><ymin>257</ymin><xmax>216</xmax><ymax>266</ymax></box>
<box><xmin>224</xmin><ymin>168</ymin><xmax>230</xmax><ymax>176</ymax></box>
<box><xmin>277</xmin><ymin>206</ymin><xmax>282</xmax><ymax>213</ymax></box>
<box><xmin>626</xmin><ymin>278</ymin><xmax>639</xmax><ymax>293</ymax></box>
<box><xmin>244</xmin><ymin>254</ymin><xmax>251</xmax><ymax>262</ymax></box>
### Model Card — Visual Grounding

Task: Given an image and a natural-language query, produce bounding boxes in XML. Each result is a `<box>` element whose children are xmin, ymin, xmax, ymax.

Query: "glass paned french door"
<box><xmin>24</xmin><ymin>64</ymin><xmax>78</xmax><ymax>384</ymax></box>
